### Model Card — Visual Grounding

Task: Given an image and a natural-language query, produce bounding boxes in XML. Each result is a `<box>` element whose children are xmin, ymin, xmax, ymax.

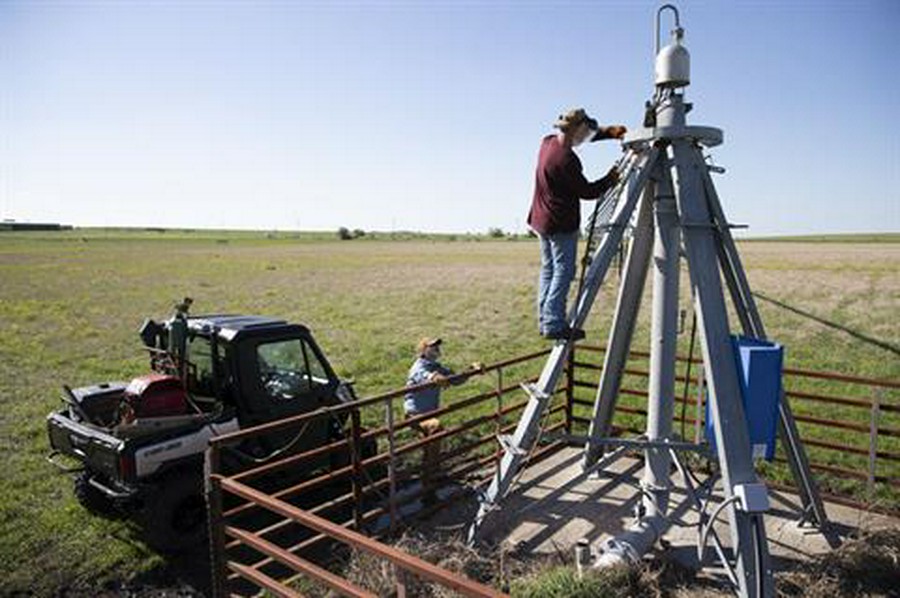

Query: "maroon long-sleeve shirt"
<box><xmin>527</xmin><ymin>134</ymin><xmax>614</xmax><ymax>235</ymax></box>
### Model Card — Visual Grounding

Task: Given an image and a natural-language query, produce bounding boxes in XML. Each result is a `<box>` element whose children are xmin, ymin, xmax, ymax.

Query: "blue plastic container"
<box><xmin>706</xmin><ymin>336</ymin><xmax>783</xmax><ymax>461</ymax></box>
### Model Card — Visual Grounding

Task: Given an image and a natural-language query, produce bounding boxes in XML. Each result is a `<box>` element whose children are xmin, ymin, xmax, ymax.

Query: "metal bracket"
<box><xmin>497</xmin><ymin>434</ymin><xmax>528</xmax><ymax>457</ymax></box>
<box><xmin>46</xmin><ymin>450</ymin><xmax>85</xmax><ymax>474</ymax></box>
<box><xmin>566</xmin><ymin>434</ymin><xmax>708</xmax><ymax>454</ymax></box>
<box><xmin>520</xmin><ymin>382</ymin><xmax>550</xmax><ymax>402</ymax></box>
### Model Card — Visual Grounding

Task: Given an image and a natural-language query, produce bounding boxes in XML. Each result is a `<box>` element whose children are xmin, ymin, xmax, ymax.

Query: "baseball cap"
<box><xmin>554</xmin><ymin>108</ymin><xmax>599</xmax><ymax>131</ymax></box>
<box><xmin>417</xmin><ymin>337</ymin><xmax>443</xmax><ymax>355</ymax></box>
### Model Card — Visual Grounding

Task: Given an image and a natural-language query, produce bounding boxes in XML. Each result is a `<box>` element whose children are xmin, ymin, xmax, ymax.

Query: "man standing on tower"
<box><xmin>527</xmin><ymin>108</ymin><xmax>626</xmax><ymax>340</ymax></box>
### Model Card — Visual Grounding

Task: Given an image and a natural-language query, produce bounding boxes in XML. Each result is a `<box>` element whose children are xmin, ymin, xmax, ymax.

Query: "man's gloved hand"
<box><xmin>604</xmin><ymin>165</ymin><xmax>621</xmax><ymax>187</ymax></box>
<box><xmin>591</xmin><ymin>125</ymin><xmax>628</xmax><ymax>142</ymax></box>
<box><xmin>420</xmin><ymin>418</ymin><xmax>443</xmax><ymax>434</ymax></box>
<box><xmin>469</xmin><ymin>361</ymin><xmax>486</xmax><ymax>374</ymax></box>
<box><xmin>605</xmin><ymin>125</ymin><xmax>627</xmax><ymax>139</ymax></box>
<box><xmin>429</xmin><ymin>372</ymin><xmax>452</xmax><ymax>388</ymax></box>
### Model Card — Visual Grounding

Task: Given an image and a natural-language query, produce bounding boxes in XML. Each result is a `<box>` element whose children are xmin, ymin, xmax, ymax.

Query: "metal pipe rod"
<box><xmin>220</xmin><ymin>477</ymin><xmax>508</xmax><ymax>598</ymax></box>
<box><xmin>386</xmin><ymin>396</ymin><xmax>399</xmax><ymax>531</ymax></box>
<box><xmin>567</xmin><ymin>435</ymin><xmax>706</xmax><ymax>453</ymax></box>
<box><xmin>594</xmin><ymin>158</ymin><xmax>682</xmax><ymax>569</ymax></box>
<box><xmin>643</xmin><ymin>167</ymin><xmax>681</xmax><ymax>515</ymax></box>
<box><xmin>224</xmin><ymin>525</ymin><xmax>377</xmax><ymax>598</ymax></box>
<box><xmin>210</xmin><ymin>349</ymin><xmax>552</xmax><ymax>447</ymax></box>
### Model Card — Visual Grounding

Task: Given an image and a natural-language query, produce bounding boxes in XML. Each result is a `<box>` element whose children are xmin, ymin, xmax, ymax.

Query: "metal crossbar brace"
<box><xmin>566</xmin><ymin>435</ymin><xmax>707</xmax><ymax>453</ymax></box>
<box><xmin>667</xmin><ymin>449</ymin><xmax>738</xmax><ymax>587</ymax></box>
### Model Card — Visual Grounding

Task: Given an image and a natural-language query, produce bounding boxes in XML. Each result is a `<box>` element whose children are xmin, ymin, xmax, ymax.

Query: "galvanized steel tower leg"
<box><xmin>672</xmin><ymin>140</ymin><xmax>773</xmax><ymax>597</ymax></box>
<box><xmin>467</xmin><ymin>147</ymin><xmax>657</xmax><ymax>543</ymax></box>
<box><xmin>594</xmin><ymin>162</ymin><xmax>684</xmax><ymax>566</ymax></box>
<box><xmin>643</xmin><ymin>164</ymin><xmax>681</xmax><ymax>515</ymax></box>
<box><xmin>700</xmin><ymin>167</ymin><xmax>829</xmax><ymax>530</ymax></box>
<box><xmin>581</xmin><ymin>182</ymin><xmax>657</xmax><ymax>468</ymax></box>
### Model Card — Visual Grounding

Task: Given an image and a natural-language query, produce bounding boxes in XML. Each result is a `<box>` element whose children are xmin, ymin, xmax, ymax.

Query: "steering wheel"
<box><xmin>261</xmin><ymin>370</ymin><xmax>306</xmax><ymax>400</ymax></box>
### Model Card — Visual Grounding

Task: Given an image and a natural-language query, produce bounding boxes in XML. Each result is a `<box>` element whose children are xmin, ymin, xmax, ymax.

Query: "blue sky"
<box><xmin>1</xmin><ymin>0</ymin><xmax>897</xmax><ymax>235</ymax></box>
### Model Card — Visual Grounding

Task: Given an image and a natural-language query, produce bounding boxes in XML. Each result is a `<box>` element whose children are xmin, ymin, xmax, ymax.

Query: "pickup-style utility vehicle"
<box><xmin>47</xmin><ymin>300</ymin><xmax>363</xmax><ymax>550</ymax></box>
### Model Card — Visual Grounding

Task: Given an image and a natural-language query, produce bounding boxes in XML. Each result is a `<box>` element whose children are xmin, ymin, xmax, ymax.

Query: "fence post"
<box><xmin>349</xmin><ymin>409</ymin><xmax>365</xmax><ymax>530</ymax></box>
<box><xmin>204</xmin><ymin>444</ymin><xmax>228</xmax><ymax>598</ymax></box>
<box><xmin>495</xmin><ymin>367</ymin><xmax>504</xmax><ymax>470</ymax></box>
<box><xmin>395</xmin><ymin>566</ymin><xmax>409</xmax><ymax>598</ymax></box>
<box><xmin>386</xmin><ymin>396</ymin><xmax>399</xmax><ymax>532</ymax></box>
<box><xmin>868</xmin><ymin>389</ymin><xmax>882</xmax><ymax>496</ymax></box>
<box><xmin>694</xmin><ymin>365</ymin><xmax>705</xmax><ymax>445</ymax></box>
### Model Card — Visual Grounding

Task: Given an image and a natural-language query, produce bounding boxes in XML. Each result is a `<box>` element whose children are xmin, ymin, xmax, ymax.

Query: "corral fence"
<box><xmin>205</xmin><ymin>344</ymin><xmax>899</xmax><ymax>597</ymax></box>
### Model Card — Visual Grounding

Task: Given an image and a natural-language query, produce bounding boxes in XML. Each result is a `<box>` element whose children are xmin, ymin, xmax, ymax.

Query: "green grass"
<box><xmin>0</xmin><ymin>231</ymin><xmax>897</xmax><ymax>595</ymax></box>
<box><xmin>0</xmin><ymin>226</ymin><xmax>535</xmax><ymax>245</ymax></box>
<box><xmin>743</xmin><ymin>232</ymin><xmax>900</xmax><ymax>243</ymax></box>
<box><xmin>511</xmin><ymin>564</ymin><xmax>656</xmax><ymax>598</ymax></box>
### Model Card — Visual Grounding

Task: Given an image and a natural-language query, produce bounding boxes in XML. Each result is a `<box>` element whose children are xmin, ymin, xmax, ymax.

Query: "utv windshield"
<box><xmin>256</xmin><ymin>338</ymin><xmax>331</xmax><ymax>402</ymax></box>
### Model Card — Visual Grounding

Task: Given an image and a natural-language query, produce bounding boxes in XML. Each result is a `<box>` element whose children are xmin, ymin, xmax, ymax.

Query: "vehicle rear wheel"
<box><xmin>73</xmin><ymin>471</ymin><xmax>118</xmax><ymax>517</ymax></box>
<box><xmin>141</xmin><ymin>472</ymin><xmax>207</xmax><ymax>552</ymax></box>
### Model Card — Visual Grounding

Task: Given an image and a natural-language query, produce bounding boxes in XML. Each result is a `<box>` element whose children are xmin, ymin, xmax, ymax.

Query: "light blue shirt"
<box><xmin>404</xmin><ymin>357</ymin><xmax>453</xmax><ymax>415</ymax></box>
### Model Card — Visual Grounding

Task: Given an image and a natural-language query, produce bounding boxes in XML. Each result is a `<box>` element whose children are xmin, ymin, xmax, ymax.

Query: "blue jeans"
<box><xmin>537</xmin><ymin>231</ymin><xmax>578</xmax><ymax>334</ymax></box>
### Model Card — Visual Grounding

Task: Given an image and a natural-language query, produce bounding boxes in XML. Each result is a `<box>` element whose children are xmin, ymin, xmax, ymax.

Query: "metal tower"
<box><xmin>469</xmin><ymin>6</ymin><xmax>828</xmax><ymax>598</ymax></box>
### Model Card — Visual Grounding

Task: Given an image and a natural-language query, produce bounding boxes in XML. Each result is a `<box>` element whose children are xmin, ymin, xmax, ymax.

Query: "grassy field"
<box><xmin>743</xmin><ymin>232</ymin><xmax>900</xmax><ymax>243</ymax></box>
<box><xmin>0</xmin><ymin>229</ymin><xmax>897</xmax><ymax>595</ymax></box>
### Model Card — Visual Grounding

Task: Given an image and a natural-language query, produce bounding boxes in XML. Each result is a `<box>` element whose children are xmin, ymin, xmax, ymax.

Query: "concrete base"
<box><xmin>428</xmin><ymin>447</ymin><xmax>897</xmax><ymax>581</ymax></box>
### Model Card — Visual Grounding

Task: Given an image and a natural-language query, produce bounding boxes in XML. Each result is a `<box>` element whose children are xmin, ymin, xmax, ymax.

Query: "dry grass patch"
<box><xmin>777</xmin><ymin>528</ymin><xmax>900</xmax><ymax>598</ymax></box>
<box><xmin>327</xmin><ymin>529</ymin><xmax>900</xmax><ymax>597</ymax></box>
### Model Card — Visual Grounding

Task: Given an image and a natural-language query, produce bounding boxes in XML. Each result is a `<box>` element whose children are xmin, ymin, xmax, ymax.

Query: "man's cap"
<box><xmin>554</xmin><ymin>108</ymin><xmax>598</xmax><ymax>131</ymax></box>
<box><xmin>417</xmin><ymin>337</ymin><xmax>442</xmax><ymax>355</ymax></box>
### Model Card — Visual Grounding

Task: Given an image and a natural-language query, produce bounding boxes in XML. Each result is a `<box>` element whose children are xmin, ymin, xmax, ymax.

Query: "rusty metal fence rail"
<box><xmin>205</xmin><ymin>349</ymin><xmax>561</xmax><ymax>597</ymax></box>
<box><xmin>205</xmin><ymin>344</ymin><xmax>898</xmax><ymax>596</ymax></box>
<box><xmin>217</xmin><ymin>476</ymin><xmax>507</xmax><ymax>598</ymax></box>
<box><xmin>570</xmin><ymin>344</ymin><xmax>900</xmax><ymax>507</ymax></box>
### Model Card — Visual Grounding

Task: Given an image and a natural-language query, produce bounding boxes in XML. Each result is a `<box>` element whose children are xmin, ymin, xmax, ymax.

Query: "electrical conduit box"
<box><xmin>706</xmin><ymin>336</ymin><xmax>783</xmax><ymax>461</ymax></box>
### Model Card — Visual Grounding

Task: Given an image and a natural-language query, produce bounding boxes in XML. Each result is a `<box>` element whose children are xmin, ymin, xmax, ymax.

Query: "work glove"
<box><xmin>606</xmin><ymin>125</ymin><xmax>628</xmax><ymax>139</ymax></box>
<box><xmin>591</xmin><ymin>125</ymin><xmax>628</xmax><ymax>142</ymax></box>
<box><xmin>603</xmin><ymin>165</ymin><xmax>621</xmax><ymax>187</ymax></box>
<box><xmin>469</xmin><ymin>362</ymin><xmax>486</xmax><ymax>374</ymax></box>
<box><xmin>429</xmin><ymin>372</ymin><xmax>452</xmax><ymax>388</ymax></box>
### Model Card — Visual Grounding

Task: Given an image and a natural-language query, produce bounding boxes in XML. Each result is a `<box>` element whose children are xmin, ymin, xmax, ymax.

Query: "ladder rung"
<box><xmin>520</xmin><ymin>382</ymin><xmax>550</xmax><ymax>401</ymax></box>
<box><xmin>497</xmin><ymin>434</ymin><xmax>528</xmax><ymax>456</ymax></box>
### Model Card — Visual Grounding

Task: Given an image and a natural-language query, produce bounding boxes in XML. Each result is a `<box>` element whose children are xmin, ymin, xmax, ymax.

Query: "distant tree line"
<box><xmin>335</xmin><ymin>226</ymin><xmax>539</xmax><ymax>240</ymax></box>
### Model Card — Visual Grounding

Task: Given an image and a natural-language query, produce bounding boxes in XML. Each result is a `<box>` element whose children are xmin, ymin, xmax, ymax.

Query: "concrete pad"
<box><xmin>467</xmin><ymin>446</ymin><xmax>898</xmax><ymax>575</ymax></box>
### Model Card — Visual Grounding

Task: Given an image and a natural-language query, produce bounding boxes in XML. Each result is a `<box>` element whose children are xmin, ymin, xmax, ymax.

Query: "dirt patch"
<box><xmin>51</xmin><ymin>544</ymin><xmax>209</xmax><ymax>598</ymax></box>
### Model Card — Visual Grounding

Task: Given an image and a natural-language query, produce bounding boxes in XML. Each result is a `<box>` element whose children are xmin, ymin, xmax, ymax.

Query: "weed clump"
<box><xmin>341</xmin><ymin>533</ymin><xmax>507</xmax><ymax>597</ymax></box>
<box><xmin>511</xmin><ymin>564</ymin><xmax>659</xmax><ymax>598</ymax></box>
<box><xmin>776</xmin><ymin>528</ymin><xmax>900</xmax><ymax>598</ymax></box>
